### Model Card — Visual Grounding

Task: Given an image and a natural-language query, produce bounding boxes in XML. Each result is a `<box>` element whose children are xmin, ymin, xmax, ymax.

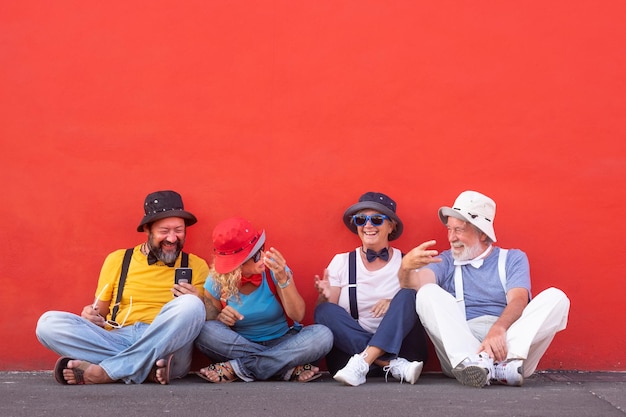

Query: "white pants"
<box><xmin>416</xmin><ymin>284</ymin><xmax>570</xmax><ymax>377</ymax></box>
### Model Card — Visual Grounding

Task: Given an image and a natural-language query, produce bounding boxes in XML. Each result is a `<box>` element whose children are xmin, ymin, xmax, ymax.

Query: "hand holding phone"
<box><xmin>174</xmin><ymin>268</ymin><xmax>193</xmax><ymax>297</ymax></box>
<box><xmin>175</xmin><ymin>267</ymin><xmax>192</xmax><ymax>284</ymax></box>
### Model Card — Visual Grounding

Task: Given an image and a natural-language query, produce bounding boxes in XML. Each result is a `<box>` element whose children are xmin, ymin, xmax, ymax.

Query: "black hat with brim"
<box><xmin>137</xmin><ymin>190</ymin><xmax>197</xmax><ymax>232</ymax></box>
<box><xmin>342</xmin><ymin>191</ymin><xmax>403</xmax><ymax>241</ymax></box>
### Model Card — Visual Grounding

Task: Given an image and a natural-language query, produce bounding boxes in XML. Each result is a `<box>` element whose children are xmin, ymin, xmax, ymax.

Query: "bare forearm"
<box><xmin>399</xmin><ymin>240</ymin><xmax>441</xmax><ymax>289</ymax></box>
<box><xmin>493</xmin><ymin>299</ymin><xmax>525</xmax><ymax>331</ymax></box>
<box><xmin>204</xmin><ymin>297</ymin><xmax>220</xmax><ymax>320</ymax></box>
<box><xmin>493</xmin><ymin>288</ymin><xmax>529</xmax><ymax>330</ymax></box>
<box><xmin>399</xmin><ymin>267</ymin><xmax>436</xmax><ymax>291</ymax></box>
<box><xmin>398</xmin><ymin>267</ymin><xmax>418</xmax><ymax>289</ymax></box>
<box><xmin>277</xmin><ymin>281</ymin><xmax>306</xmax><ymax>322</ymax></box>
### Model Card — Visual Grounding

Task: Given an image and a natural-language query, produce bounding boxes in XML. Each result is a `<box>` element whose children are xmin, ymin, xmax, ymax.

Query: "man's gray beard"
<box><xmin>451</xmin><ymin>243</ymin><xmax>483</xmax><ymax>262</ymax></box>
<box><xmin>157</xmin><ymin>246</ymin><xmax>180</xmax><ymax>265</ymax></box>
<box><xmin>148</xmin><ymin>234</ymin><xmax>184</xmax><ymax>264</ymax></box>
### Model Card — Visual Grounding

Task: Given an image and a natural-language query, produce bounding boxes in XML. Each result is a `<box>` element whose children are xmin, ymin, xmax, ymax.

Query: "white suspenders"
<box><xmin>497</xmin><ymin>249</ymin><xmax>508</xmax><ymax>290</ymax></box>
<box><xmin>454</xmin><ymin>249</ymin><xmax>508</xmax><ymax>319</ymax></box>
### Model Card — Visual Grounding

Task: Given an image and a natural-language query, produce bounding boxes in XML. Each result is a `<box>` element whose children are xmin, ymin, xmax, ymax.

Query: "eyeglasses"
<box><xmin>93</xmin><ymin>284</ymin><xmax>133</xmax><ymax>329</ymax></box>
<box><xmin>251</xmin><ymin>245</ymin><xmax>265</xmax><ymax>263</ymax></box>
<box><xmin>352</xmin><ymin>214</ymin><xmax>389</xmax><ymax>227</ymax></box>
<box><xmin>447</xmin><ymin>226</ymin><xmax>468</xmax><ymax>236</ymax></box>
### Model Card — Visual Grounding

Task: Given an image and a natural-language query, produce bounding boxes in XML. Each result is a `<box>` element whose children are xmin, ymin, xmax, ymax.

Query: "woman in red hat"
<box><xmin>195</xmin><ymin>217</ymin><xmax>333</xmax><ymax>383</ymax></box>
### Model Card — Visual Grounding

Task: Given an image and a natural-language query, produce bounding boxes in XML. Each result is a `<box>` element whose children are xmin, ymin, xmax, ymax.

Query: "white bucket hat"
<box><xmin>438</xmin><ymin>190</ymin><xmax>497</xmax><ymax>242</ymax></box>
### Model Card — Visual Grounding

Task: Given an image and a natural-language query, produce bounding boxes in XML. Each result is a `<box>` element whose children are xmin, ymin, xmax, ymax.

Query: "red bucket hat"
<box><xmin>212</xmin><ymin>217</ymin><xmax>266</xmax><ymax>274</ymax></box>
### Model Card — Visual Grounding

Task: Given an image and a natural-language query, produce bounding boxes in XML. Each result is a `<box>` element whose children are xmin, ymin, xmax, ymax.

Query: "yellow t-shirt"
<box><xmin>94</xmin><ymin>244</ymin><xmax>209</xmax><ymax>326</ymax></box>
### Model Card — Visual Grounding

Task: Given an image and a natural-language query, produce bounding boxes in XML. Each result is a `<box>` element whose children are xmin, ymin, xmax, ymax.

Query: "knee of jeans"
<box><xmin>318</xmin><ymin>325</ymin><xmax>334</xmax><ymax>352</ymax></box>
<box><xmin>36</xmin><ymin>311</ymin><xmax>75</xmax><ymax>348</ymax></box>
<box><xmin>395</xmin><ymin>288</ymin><xmax>417</xmax><ymax>303</ymax></box>
<box><xmin>35</xmin><ymin>314</ymin><xmax>48</xmax><ymax>340</ymax></box>
<box><xmin>36</xmin><ymin>311</ymin><xmax>61</xmax><ymax>340</ymax></box>
<box><xmin>176</xmin><ymin>294</ymin><xmax>205</xmax><ymax>320</ymax></box>
<box><xmin>313</xmin><ymin>302</ymin><xmax>336</xmax><ymax>324</ymax></box>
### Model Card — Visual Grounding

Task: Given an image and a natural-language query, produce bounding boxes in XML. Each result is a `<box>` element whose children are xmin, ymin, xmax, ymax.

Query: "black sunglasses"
<box><xmin>251</xmin><ymin>245</ymin><xmax>265</xmax><ymax>263</ymax></box>
<box><xmin>352</xmin><ymin>214</ymin><xmax>389</xmax><ymax>227</ymax></box>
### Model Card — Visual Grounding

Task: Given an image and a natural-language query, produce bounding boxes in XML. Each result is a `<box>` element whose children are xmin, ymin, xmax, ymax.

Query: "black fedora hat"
<box><xmin>137</xmin><ymin>190</ymin><xmax>197</xmax><ymax>232</ymax></box>
<box><xmin>342</xmin><ymin>191</ymin><xmax>403</xmax><ymax>240</ymax></box>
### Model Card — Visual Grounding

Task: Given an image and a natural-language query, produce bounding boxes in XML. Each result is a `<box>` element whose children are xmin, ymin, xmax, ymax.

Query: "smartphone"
<box><xmin>175</xmin><ymin>267</ymin><xmax>193</xmax><ymax>285</ymax></box>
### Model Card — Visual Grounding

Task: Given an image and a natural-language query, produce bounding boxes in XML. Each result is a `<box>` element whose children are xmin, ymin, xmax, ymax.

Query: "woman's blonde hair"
<box><xmin>209</xmin><ymin>261</ymin><xmax>243</xmax><ymax>303</ymax></box>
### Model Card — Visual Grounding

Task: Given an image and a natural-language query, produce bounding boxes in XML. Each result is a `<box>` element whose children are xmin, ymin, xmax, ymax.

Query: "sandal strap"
<box><xmin>289</xmin><ymin>364</ymin><xmax>314</xmax><ymax>381</ymax></box>
<box><xmin>208</xmin><ymin>362</ymin><xmax>236</xmax><ymax>382</ymax></box>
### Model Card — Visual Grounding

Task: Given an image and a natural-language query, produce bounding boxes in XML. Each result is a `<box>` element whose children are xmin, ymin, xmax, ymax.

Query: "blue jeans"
<box><xmin>314</xmin><ymin>288</ymin><xmax>428</xmax><ymax>374</ymax></box>
<box><xmin>195</xmin><ymin>321</ymin><xmax>333</xmax><ymax>382</ymax></box>
<box><xmin>36</xmin><ymin>294</ymin><xmax>205</xmax><ymax>384</ymax></box>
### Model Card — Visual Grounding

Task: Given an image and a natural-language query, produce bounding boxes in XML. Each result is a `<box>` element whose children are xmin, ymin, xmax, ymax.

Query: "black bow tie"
<box><xmin>147</xmin><ymin>251</ymin><xmax>176</xmax><ymax>267</ymax></box>
<box><xmin>365</xmin><ymin>247</ymin><xmax>389</xmax><ymax>263</ymax></box>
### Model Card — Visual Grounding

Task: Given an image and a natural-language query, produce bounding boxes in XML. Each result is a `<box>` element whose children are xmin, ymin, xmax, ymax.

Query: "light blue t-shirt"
<box><xmin>204</xmin><ymin>270</ymin><xmax>289</xmax><ymax>342</ymax></box>
<box><xmin>425</xmin><ymin>247</ymin><xmax>531</xmax><ymax>320</ymax></box>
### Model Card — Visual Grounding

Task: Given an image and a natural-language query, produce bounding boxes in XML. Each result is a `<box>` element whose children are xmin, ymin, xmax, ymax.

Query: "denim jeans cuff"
<box><xmin>230</xmin><ymin>359</ymin><xmax>254</xmax><ymax>382</ymax></box>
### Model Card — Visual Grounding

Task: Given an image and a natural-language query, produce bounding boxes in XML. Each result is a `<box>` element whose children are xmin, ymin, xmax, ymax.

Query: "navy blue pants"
<box><xmin>314</xmin><ymin>288</ymin><xmax>428</xmax><ymax>374</ymax></box>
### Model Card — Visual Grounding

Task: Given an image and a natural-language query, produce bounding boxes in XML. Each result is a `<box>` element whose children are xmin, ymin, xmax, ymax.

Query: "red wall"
<box><xmin>1</xmin><ymin>1</ymin><xmax>624</xmax><ymax>371</ymax></box>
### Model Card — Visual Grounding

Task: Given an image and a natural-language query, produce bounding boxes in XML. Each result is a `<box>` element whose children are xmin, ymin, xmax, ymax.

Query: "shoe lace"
<box><xmin>346</xmin><ymin>354</ymin><xmax>369</xmax><ymax>376</ymax></box>
<box><xmin>383</xmin><ymin>360</ymin><xmax>404</xmax><ymax>384</ymax></box>
<box><xmin>382</xmin><ymin>365</ymin><xmax>397</xmax><ymax>383</ymax></box>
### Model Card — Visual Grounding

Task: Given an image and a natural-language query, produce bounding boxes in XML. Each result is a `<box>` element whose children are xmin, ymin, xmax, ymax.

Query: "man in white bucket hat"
<box><xmin>399</xmin><ymin>190</ymin><xmax>570</xmax><ymax>388</ymax></box>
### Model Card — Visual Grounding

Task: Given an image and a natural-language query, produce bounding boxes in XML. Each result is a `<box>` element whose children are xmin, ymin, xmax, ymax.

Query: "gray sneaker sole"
<box><xmin>452</xmin><ymin>365</ymin><xmax>489</xmax><ymax>388</ymax></box>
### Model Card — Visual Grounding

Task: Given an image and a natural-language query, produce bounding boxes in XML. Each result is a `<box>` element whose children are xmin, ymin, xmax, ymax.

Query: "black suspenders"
<box><xmin>110</xmin><ymin>249</ymin><xmax>133</xmax><ymax>323</ymax></box>
<box><xmin>348</xmin><ymin>250</ymin><xmax>359</xmax><ymax>320</ymax></box>
<box><xmin>347</xmin><ymin>249</ymin><xmax>403</xmax><ymax>322</ymax></box>
<box><xmin>110</xmin><ymin>249</ymin><xmax>188</xmax><ymax>322</ymax></box>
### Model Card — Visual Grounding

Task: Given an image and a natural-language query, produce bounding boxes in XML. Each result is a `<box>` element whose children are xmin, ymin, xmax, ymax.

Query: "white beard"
<box><xmin>451</xmin><ymin>242</ymin><xmax>484</xmax><ymax>262</ymax></box>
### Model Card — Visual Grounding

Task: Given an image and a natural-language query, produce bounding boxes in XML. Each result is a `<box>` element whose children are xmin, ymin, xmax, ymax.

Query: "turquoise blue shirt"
<box><xmin>204</xmin><ymin>270</ymin><xmax>289</xmax><ymax>342</ymax></box>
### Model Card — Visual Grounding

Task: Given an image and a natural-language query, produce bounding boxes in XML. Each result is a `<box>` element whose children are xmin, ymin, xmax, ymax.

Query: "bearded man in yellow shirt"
<box><xmin>36</xmin><ymin>190</ymin><xmax>209</xmax><ymax>385</ymax></box>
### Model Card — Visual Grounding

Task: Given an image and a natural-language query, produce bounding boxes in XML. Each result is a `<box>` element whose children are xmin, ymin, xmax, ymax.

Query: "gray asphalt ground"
<box><xmin>1</xmin><ymin>371</ymin><xmax>624</xmax><ymax>417</ymax></box>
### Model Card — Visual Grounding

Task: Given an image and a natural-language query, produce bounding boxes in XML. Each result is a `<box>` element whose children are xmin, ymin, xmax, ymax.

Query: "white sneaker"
<box><xmin>492</xmin><ymin>359</ymin><xmax>524</xmax><ymax>386</ymax></box>
<box><xmin>451</xmin><ymin>352</ymin><xmax>494</xmax><ymax>388</ymax></box>
<box><xmin>384</xmin><ymin>357</ymin><xmax>424</xmax><ymax>384</ymax></box>
<box><xmin>333</xmin><ymin>354</ymin><xmax>369</xmax><ymax>387</ymax></box>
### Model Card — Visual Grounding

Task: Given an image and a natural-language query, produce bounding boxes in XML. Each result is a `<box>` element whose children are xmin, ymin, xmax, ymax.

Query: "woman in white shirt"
<box><xmin>314</xmin><ymin>192</ymin><xmax>430</xmax><ymax>387</ymax></box>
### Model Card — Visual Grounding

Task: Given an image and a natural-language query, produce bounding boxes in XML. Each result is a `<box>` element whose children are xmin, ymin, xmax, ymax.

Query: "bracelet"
<box><xmin>278</xmin><ymin>275</ymin><xmax>292</xmax><ymax>289</ymax></box>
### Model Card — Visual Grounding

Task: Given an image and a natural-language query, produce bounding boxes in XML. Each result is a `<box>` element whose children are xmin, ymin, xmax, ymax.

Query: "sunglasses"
<box><xmin>352</xmin><ymin>214</ymin><xmax>389</xmax><ymax>227</ymax></box>
<box><xmin>93</xmin><ymin>284</ymin><xmax>133</xmax><ymax>329</ymax></box>
<box><xmin>251</xmin><ymin>245</ymin><xmax>265</xmax><ymax>263</ymax></box>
